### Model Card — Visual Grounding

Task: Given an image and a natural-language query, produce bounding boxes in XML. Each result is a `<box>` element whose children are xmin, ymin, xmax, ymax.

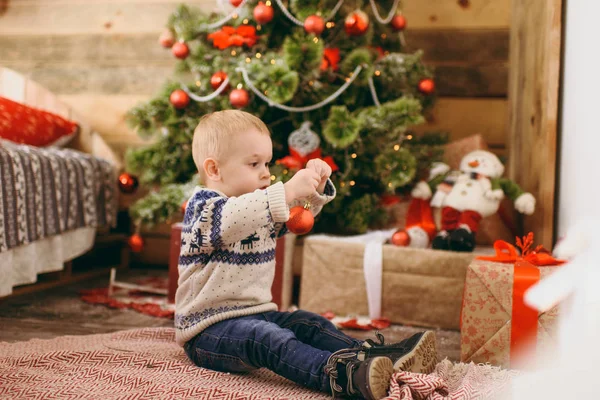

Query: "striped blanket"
<box><xmin>0</xmin><ymin>140</ymin><xmax>117</xmax><ymax>252</ymax></box>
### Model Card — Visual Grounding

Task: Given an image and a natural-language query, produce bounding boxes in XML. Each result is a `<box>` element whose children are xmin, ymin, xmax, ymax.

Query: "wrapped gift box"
<box><xmin>460</xmin><ymin>239</ymin><xmax>563</xmax><ymax>368</ymax></box>
<box><xmin>299</xmin><ymin>236</ymin><xmax>485</xmax><ymax>330</ymax></box>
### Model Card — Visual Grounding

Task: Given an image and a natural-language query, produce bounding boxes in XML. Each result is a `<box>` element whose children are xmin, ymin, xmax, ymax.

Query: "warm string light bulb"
<box><xmin>256</xmin><ymin>53</ymin><xmax>262</xmax><ymax>58</ymax></box>
<box><xmin>351</xmin><ymin>153</ymin><xmax>357</xmax><ymax>158</ymax></box>
<box><xmin>375</xmin><ymin>70</ymin><xmax>381</xmax><ymax>76</ymax></box>
<box><xmin>231</xmin><ymin>50</ymin><xmax>237</xmax><ymax>56</ymax></box>
<box><xmin>237</xmin><ymin>83</ymin><xmax>243</xmax><ymax>89</ymax></box>
<box><xmin>270</xmin><ymin>175</ymin><xmax>276</xmax><ymax>181</ymax></box>
<box><xmin>393</xmin><ymin>144</ymin><xmax>400</xmax><ymax>151</ymax></box>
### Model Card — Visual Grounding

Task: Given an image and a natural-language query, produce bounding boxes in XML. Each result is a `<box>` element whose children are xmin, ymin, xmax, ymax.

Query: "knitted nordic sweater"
<box><xmin>174</xmin><ymin>180</ymin><xmax>336</xmax><ymax>346</ymax></box>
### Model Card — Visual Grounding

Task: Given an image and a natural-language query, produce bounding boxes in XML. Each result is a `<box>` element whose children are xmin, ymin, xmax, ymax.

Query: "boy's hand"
<box><xmin>306</xmin><ymin>159</ymin><xmax>332</xmax><ymax>193</ymax></box>
<box><xmin>284</xmin><ymin>168</ymin><xmax>320</xmax><ymax>204</ymax></box>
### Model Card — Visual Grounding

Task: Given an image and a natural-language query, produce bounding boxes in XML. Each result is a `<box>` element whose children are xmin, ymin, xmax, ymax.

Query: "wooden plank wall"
<box><xmin>0</xmin><ymin>0</ymin><xmax>511</xmax><ymax>160</ymax></box>
<box><xmin>507</xmin><ymin>0</ymin><xmax>562</xmax><ymax>249</ymax></box>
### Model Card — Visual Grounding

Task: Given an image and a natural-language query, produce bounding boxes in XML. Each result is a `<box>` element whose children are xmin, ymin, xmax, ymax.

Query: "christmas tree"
<box><xmin>124</xmin><ymin>0</ymin><xmax>446</xmax><ymax>235</ymax></box>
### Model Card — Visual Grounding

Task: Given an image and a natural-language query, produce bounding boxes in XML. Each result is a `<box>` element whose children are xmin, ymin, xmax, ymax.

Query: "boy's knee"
<box><xmin>292</xmin><ymin>309</ymin><xmax>323</xmax><ymax>322</ymax></box>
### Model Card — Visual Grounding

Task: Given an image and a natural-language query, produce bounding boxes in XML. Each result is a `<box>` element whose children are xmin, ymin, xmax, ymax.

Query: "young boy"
<box><xmin>176</xmin><ymin>110</ymin><xmax>438</xmax><ymax>399</ymax></box>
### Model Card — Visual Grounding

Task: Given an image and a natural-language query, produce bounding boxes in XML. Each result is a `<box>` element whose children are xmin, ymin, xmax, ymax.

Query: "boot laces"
<box><xmin>364</xmin><ymin>330</ymin><xmax>386</xmax><ymax>348</ymax></box>
<box><xmin>323</xmin><ymin>348</ymin><xmax>359</xmax><ymax>398</ymax></box>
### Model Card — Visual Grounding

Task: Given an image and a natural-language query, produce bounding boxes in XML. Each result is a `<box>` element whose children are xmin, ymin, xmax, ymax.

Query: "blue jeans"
<box><xmin>183</xmin><ymin>310</ymin><xmax>363</xmax><ymax>393</ymax></box>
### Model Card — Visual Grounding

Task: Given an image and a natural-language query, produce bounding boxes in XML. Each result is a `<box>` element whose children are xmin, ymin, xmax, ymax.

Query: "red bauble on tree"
<box><xmin>304</xmin><ymin>15</ymin><xmax>325</xmax><ymax>35</ymax></box>
<box><xmin>210</xmin><ymin>71</ymin><xmax>230</xmax><ymax>92</ymax></box>
<box><xmin>286</xmin><ymin>205</ymin><xmax>314</xmax><ymax>235</ymax></box>
<box><xmin>391</xmin><ymin>230</ymin><xmax>410</xmax><ymax>246</ymax></box>
<box><xmin>418</xmin><ymin>78</ymin><xmax>435</xmax><ymax>95</ymax></box>
<box><xmin>254</xmin><ymin>2</ymin><xmax>274</xmax><ymax>24</ymax></box>
<box><xmin>128</xmin><ymin>233</ymin><xmax>145</xmax><ymax>253</ymax></box>
<box><xmin>158</xmin><ymin>29</ymin><xmax>175</xmax><ymax>48</ymax></box>
<box><xmin>118</xmin><ymin>172</ymin><xmax>138</xmax><ymax>194</ymax></box>
<box><xmin>171</xmin><ymin>42</ymin><xmax>189</xmax><ymax>59</ymax></box>
<box><xmin>230</xmin><ymin>0</ymin><xmax>243</xmax><ymax>6</ymax></box>
<box><xmin>170</xmin><ymin>89</ymin><xmax>190</xmax><ymax>109</ymax></box>
<box><xmin>345</xmin><ymin>10</ymin><xmax>369</xmax><ymax>36</ymax></box>
<box><xmin>391</xmin><ymin>14</ymin><xmax>407</xmax><ymax>31</ymax></box>
<box><xmin>229</xmin><ymin>88</ymin><xmax>249</xmax><ymax>108</ymax></box>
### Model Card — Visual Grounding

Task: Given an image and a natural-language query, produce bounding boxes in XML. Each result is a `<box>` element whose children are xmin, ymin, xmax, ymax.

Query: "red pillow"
<box><xmin>0</xmin><ymin>96</ymin><xmax>78</xmax><ymax>147</ymax></box>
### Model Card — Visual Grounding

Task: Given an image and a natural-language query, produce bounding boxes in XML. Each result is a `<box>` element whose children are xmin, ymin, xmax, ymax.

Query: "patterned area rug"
<box><xmin>0</xmin><ymin>328</ymin><xmax>516</xmax><ymax>399</ymax></box>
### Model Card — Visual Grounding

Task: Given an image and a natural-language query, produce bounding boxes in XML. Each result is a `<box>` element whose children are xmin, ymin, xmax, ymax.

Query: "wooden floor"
<box><xmin>0</xmin><ymin>268</ymin><xmax>461</xmax><ymax>361</ymax></box>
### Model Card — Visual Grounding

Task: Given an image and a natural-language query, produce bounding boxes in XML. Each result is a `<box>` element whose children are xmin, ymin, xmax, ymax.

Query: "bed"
<box><xmin>0</xmin><ymin>67</ymin><xmax>122</xmax><ymax>297</ymax></box>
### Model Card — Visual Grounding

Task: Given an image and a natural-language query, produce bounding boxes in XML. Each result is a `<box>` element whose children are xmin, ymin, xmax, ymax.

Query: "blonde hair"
<box><xmin>192</xmin><ymin>110</ymin><xmax>270</xmax><ymax>182</ymax></box>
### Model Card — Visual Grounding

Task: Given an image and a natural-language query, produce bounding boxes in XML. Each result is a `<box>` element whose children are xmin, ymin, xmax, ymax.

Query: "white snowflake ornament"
<box><xmin>288</xmin><ymin>121</ymin><xmax>320</xmax><ymax>157</ymax></box>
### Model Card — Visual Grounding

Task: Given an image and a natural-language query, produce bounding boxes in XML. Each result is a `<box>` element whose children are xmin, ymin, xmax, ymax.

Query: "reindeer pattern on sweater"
<box><xmin>174</xmin><ymin>180</ymin><xmax>336</xmax><ymax>346</ymax></box>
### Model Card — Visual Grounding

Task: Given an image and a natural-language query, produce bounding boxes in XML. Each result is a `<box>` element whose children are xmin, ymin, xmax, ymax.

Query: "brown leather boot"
<box><xmin>359</xmin><ymin>331</ymin><xmax>438</xmax><ymax>374</ymax></box>
<box><xmin>324</xmin><ymin>349</ymin><xmax>393</xmax><ymax>399</ymax></box>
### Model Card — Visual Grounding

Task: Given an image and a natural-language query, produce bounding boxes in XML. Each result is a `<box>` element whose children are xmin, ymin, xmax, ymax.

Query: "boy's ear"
<box><xmin>203</xmin><ymin>158</ymin><xmax>221</xmax><ymax>182</ymax></box>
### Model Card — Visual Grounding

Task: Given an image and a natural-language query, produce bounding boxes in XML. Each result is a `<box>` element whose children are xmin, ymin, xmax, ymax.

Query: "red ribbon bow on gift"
<box><xmin>477</xmin><ymin>233</ymin><xmax>565</xmax><ymax>266</ymax></box>
<box><xmin>277</xmin><ymin>148</ymin><xmax>339</xmax><ymax>172</ymax></box>
<box><xmin>476</xmin><ymin>233</ymin><xmax>565</xmax><ymax>365</ymax></box>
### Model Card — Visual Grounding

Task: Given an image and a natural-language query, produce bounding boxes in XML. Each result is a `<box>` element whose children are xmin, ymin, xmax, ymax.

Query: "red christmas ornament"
<box><xmin>391</xmin><ymin>14</ymin><xmax>407</xmax><ymax>31</ymax></box>
<box><xmin>253</xmin><ymin>2</ymin><xmax>274</xmax><ymax>24</ymax></box>
<box><xmin>170</xmin><ymin>89</ymin><xmax>190</xmax><ymax>109</ymax></box>
<box><xmin>286</xmin><ymin>205</ymin><xmax>314</xmax><ymax>235</ymax></box>
<box><xmin>158</xmin><ymin>29</ymin><xmax>175</xmax><ymax>48</ymax></box>
<box><xmin>118</xmin><ymin>172</ymin><xmax>138</xmax><ymax>194</ymax></box>
<box><xmin>391</xmin><ymin>230</ymin><xmax>411</xmax><ymax>246</ymax></box>
<box><xmin>128</xmin><ymin>233</ymin><xmax>145</xmax><ymax>253</ymax></box>
<box><xmin>181</xmin><ymin>200</ymin><xmax>188</xmax><ymax>214</ymax></box>
<box><xmin>210</xmin><ymin>71</ymin><xmax>230</xmax><ymax>92</ymax></box>
<box><xmin>230</xmin><ymin>0</ymin><xmax>243</xmax><ymax>6</ymax></box>
<box><xmin>171</xmin><ymin>42</ymin><xmax>189</xmax><ymax>59</ymax></box>
<box><xmin>229</xmin><ymin>88</ymin><xmax>250</xmax><ymax>108</ymax></box>
<box><xmin>345</xmin><ymin>10</ymin><xmax>369</xmax><ymax>36</ymax></box>
<box><xmin>418</xmin><ymin>78</ymin><xmax>435</xmax><ymax>95</ymax></box>
<box><xmin>304</xmin><ymin>15</ymin><xmax>325</xmax><ymax>36</ymax></box>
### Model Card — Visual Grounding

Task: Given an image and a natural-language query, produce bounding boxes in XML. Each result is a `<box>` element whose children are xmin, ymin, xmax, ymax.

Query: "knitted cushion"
<box><xmin>0</xmin><ymin>96</ymin><xmax>78</xmax><ymax>147</ymax></box>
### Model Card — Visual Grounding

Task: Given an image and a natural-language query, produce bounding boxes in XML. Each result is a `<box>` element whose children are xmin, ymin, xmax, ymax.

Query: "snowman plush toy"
<box><xmin>409</xmin><ymin>150</ymin><xmax>536</xmax><ymax>252</ymax></box>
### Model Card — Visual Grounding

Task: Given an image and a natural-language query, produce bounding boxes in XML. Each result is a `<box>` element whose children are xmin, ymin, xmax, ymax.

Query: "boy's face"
<box><xmin>217</xmin><ymin>129</ymin><xmax>273</xmax><ymax>197</ymax></box>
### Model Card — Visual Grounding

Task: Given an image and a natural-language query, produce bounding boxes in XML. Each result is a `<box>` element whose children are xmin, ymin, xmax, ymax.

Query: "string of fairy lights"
<box><xmin>169</xmin><ymin>0</ymin><xmax>427</xmax><ymax>188</ymax></box>
<box><xmin>180</xmin><ymin>0</ymin><xmax>411</xmax><ymax>112</ymax></box>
